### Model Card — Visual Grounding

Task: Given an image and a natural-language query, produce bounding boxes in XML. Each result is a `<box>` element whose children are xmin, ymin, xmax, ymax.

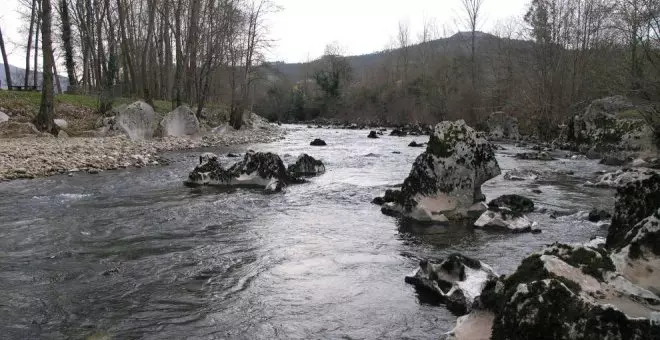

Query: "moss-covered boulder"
<box><xmin>571</xmin><ymin>96</ymin><xmax>651</xmax><ymax>150</ymax></box>
<box><xmin>378</xmin><ymin>120</ymin><xmax>501</xmax><ymax>222</ymax></box>
<box><xmin>489</xmin><ymin>241</ymin><xmax>659</xmax><ymax>340</ymax></box>
<box><xmin>611</xmin><ymin>208</ymin><xmax>660</xmax><ymax>295</ymax></box>
<box><xmin>492</xmin><ymin>279</ymin><xmax>659</xmax><ymax>340</ymax></box>
<box><xmin>607</xmin><ymin>169</ymin><xmax>660</xmax><ymax>249</ymax></box>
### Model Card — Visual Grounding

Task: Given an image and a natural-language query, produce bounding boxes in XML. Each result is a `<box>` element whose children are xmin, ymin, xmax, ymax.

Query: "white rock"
<box><xmin>474</xmin><ymin>210</ymin><xmax>534</xmax><ymax>232</ymax></box>
<box><xmin>160</xmin><ymin>105</ymin><xmax>200</xmax><ymax>137</ymax></box>
<box><xmin>0</xmin><ymin>111</ymin><xmax>9</xmax><ymax>123</ymax></box>
<box><xmin>115</xmin><ymin>101</ymin><xmax>159</xmax><ymax>140</ymax></box>
<box><xmin>54</xmin><ymin>119</ymin><xmax>68</xmax><ymax>129</ymax></box>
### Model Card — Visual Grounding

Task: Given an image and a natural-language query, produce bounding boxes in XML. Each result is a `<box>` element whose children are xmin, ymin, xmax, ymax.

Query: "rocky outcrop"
<box><xmin>585</xmin><ymin>168</ymin><xmax>657</xmax><ymax>188</ymax></box>
<box><xmin>438</xmin><ymin>163</ymin><xmax>660</xmax><ymax>340</ymax></box>
<box><xmin>489</xmin><ymin>241</ymin><xmax>660</xmax><ymax>340</ymax></box>
<box><xmin>571</xmin><ymin>96</ymin><xmax>652</xmax><ymax>151</ymax></box>
<box><xmin>474</xmin><ymin>195</ymin><xmax>537</xmax><ymax>232</ymax></box>
<box><xmin>310</xmin><ymin>138</ymin><xmax>327</xmax><ymax>146</ymax></box>
<box><xmin>367</xmin><ymin>131</ymin><xmax>379</xmax><ymax>139</ymax></box>
<box><xmin>377</xmin><ymin>120</ymin><xmax>501</xmax><ymax>222</ymax></box>
<box><xmin>405</xmin><ymin>254</ymin><xmax>498</xmax><ymax>315</ymax></box>
<box><xmin>160</xmin><ymin>105</ymin><xmax>200</xmax><ymax>137</ymax></box>
<box><xmin>115</xmin><ymin>101</ymin><xmax>159</xmax><ymax>140</ymax></box>
<box><xmin>185</xmin><ymin>151</ymin><xmax>306</xmax><ymax>193</ymax></box>
<box><xmin>486</xmin><ymin>111</ymin><xmax>520</xmax><ymax>140</ymax></box>
<box><xmin>607</xmin><ymin>169</ymin><xmax>660</xmax><ymax>249</ymax></box>
<box><xmin>610</xmin><ymin>208</ymin><xmax>660</xmax><ymax>296</ymax></box>
<box><xmin>287</xmin><ymin>154</ymin><xmax>325</xmax><ymax>177</ymax></box>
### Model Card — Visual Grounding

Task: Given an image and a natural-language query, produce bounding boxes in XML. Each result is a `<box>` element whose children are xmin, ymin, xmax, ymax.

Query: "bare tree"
<box><xmin>0</xmin><ymin>26</ymin><xmax>12</xmax><ymax>88</ymax></box>
<box><xmin>60</xmin><ymin>0</ymin><xmax>77</xmax><ymax>88</ymax></box>
<box><xmin>460</xmin><ymin>0</ymin><xmax>485</xmax><ymax>89</ymax></box>
<box><xmin>33</xmin><ymin>0</ymin><xmax>58</xmax><ymax>135</ymax></box>
<box><xmin>24</xmin><ymin>0</ymin><xmax>37</xmax><ymax>87</ymax></box>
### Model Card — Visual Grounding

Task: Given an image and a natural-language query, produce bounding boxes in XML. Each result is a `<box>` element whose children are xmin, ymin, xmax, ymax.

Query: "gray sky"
<box><xmin>0</xmin><ymin>0</ymin><xmax>529</xmax><ymax>69</ymax></box>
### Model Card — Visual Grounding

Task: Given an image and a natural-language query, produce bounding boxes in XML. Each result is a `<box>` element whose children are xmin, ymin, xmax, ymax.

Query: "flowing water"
<box><xmin>0</xmin><ymin>125</ymin><xmax>617</xmax><ymax>339</ymax></box>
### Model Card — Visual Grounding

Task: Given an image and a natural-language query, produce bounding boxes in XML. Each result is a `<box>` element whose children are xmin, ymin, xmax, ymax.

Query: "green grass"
<box><xmin>0</xmin><ymin>90</ymin><xmax>174</xmax><ymax>115</ymax></box>
<box><xmin>0</xmin><ymin>90</ymin><xmax>179</xmax><ymax>135</ymax></box>
<box><xmin>616</xmin><ymin>109</ymin><xmax>644</xmax><ymax>119</ymax></box>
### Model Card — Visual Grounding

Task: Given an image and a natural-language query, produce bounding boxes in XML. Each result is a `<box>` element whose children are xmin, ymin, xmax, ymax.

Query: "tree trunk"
<box><xmin>52</xmin><ymin>55</ymin><xmax>62</xmax><ymax>93</ymax></box>
<box><xmin>117</xmin><ymin>0</ymin><xmax>136</xmax><ymax>95</ymax></box>
<box><xmin>24</xmin><ymin>0</ymin><xmax>36</xmax><ymax>87</ymax></box>
<box><xmin>33</xmin><ymin>0</ymin><xmax>58</xmax><ymax>135</ymax></box>
<box><xmin>60</xmin><ymin>0</ymin><xmax>77</xmax><ymax>88</ymax></box>
<box><xmin>0</xmin><ymin>27</ymin><xmax>12</xmax><ymax>88</ymax></box>
<box><xmin>172</xmin><ymin>0</ymin><xmax>183</xmax><ymax>109</ymax></box>
<box><xmin>34</xmin><ymin>0</ymin><xmax>41</xmax><ymax>88</ymax></box>
<box><xmin>142</xmin><ymin>0</ymin><xmax>156</xmax><ymax>107</ymax></box>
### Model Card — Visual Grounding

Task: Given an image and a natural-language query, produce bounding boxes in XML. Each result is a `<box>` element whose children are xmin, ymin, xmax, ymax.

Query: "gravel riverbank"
<box><xmin>0</xmin><ymin>127</ymin><xmax>284</xmax><ymax>181</ymax></box>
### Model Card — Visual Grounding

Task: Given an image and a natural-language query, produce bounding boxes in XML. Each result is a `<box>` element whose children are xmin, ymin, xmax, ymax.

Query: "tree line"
<box><xmin>0</xmin><ymin>0</ymin><xmax>272</xmax><ymax>133</ymax></box>
<box><xmin>255</xmin><ymin>0</ymin><xmax>660</xmax><ymax>139</ymax></box>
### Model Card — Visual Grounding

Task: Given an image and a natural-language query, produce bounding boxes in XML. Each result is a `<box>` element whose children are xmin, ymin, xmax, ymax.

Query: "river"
<box><xmin>0</xmin><ymin>125</ymin><xmax>617</xmax><ymax>339</ymax></box>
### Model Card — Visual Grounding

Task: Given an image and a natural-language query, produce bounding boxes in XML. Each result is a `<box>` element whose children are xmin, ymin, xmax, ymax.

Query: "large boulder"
<box><xmin>378</xmin><ymin>120</ymin><xmax>501</xmax><ymax>222</ymax></box>
<box><xmin>571</xmin><ymin>96</ymin><xmax>651</xmax><ymax>150</ymax></box>
<box><xmin>287</xmin><ymin>154</ymin><xmax>325</xmax><ymax>177</ymax></box>
<box><xmin>160</xmin><ymin>105</ymin><xmax>200</xmax><ymax>137</ymax></box>
<box><xmin>0</xmin><ymin>111</ymin><xmax>9</xmax><ymax>123</ymax></box>
<box><xmin>405</xmin><ymin>254</ymin><xmax>498</xmax><ymax>315</ymax></box>
<box><xmin>185</xmin><ymin>151</ymin><xmax>299</xmax><ymax>193</ymax></box>
<box><xmin>606</xmin><ymin>169</ymin><xmax>660</xmax><ymax>249</ymax></box>
<box><xmin>489</xmin><ymin>242</ymin><xmax>660</xmax><ymax>340</ymax></box>
<box><xmin>486</xmin><ymin>111</ymin><xmax>520</xmax><ymax>140</ymax></box>
<box><xmin>367</xmin><ymin>131</ymin><xmax>379</xmax><ymax>139</ymax></box>
<box><xmin>115</xmin><ymin>101</ymin><xmax>159</xmax><ymax>140</ymax></box>
<box><xmin>611</xmin><ymin>208</ymin><xmax>660</xmax><ymax>295</ymax></box>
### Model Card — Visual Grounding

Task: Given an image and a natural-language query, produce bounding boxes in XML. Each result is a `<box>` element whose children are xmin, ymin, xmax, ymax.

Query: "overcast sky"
<box><xmin>0</xmin><ymin>0</ymin><xmax>529</xmax><ymax>69</ymax></box>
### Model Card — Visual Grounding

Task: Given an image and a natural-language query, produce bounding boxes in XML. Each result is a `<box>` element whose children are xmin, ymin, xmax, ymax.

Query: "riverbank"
<box><xmin>0</xmin><ymin>127</ymin><xmax>284</xmax><ymax>181</ymax></box>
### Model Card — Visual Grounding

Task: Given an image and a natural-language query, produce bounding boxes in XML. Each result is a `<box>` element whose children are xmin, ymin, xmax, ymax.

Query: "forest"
<box><xmin>0</xmin><ymin>0</ymin><xmax>659</xmax><ymax>138</ymax></box>
<box><xmin>1</xmin><ymin>0</ymin><xmax>271</xmax><ymax>132</ymax></box>
<box><xmin>255</xmin><ymin>0</ymin><xmax>660</xmax><ymax>139</ymax></box>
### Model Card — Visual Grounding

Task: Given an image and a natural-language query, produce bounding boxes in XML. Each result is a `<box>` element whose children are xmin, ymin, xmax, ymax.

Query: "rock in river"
<box><xmin>405</xmin><ymin>254</ymin><xmax>498</xmax><ymax>315</ymax></box>
<box><xmin>310</xmin><ymin>138</ymin><xmax>327</xmax><ymax>146</ymax></box>
<box><xmin>185</xmin><ymin>151</ymin><xmax>298</xmax><ymax>193</ymax></box>
<box><xmin>474</xmin><ymin>195</ymin><xmax>537</xmax><ymax>232</ymax></box>
<box><xmin>378</xmin><ymin>120</ymin><xmax>501</xmax><ymax>222</ymax></box>
<box><xmin>367</xmin><ymin>131</ymin><xmax>379</xmax><ymax>139</ymax></box>
<box><xmin>287</xmin><ymin>154</ymin><xmax>326</xmax><ymax>177</ymax></box>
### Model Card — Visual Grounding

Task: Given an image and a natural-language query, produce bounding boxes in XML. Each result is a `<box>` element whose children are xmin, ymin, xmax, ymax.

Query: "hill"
<box><xmin>0</xmin><ymin>63</ymin><xmax>69</xmax><ymax>92</ymax></box>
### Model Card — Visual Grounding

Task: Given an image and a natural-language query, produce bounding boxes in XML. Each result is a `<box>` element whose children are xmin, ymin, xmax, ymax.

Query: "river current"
<box><xmin>0</xmin><ymin>125</ymin><xmax>616</xmax><ymax>339</ymax></box>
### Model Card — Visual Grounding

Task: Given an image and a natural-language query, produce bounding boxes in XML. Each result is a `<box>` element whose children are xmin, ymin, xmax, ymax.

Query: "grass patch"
<box><xmin>616</xmin><ymin>109</ymin><xmax>644</xmax><ymax>120</ymax></box>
